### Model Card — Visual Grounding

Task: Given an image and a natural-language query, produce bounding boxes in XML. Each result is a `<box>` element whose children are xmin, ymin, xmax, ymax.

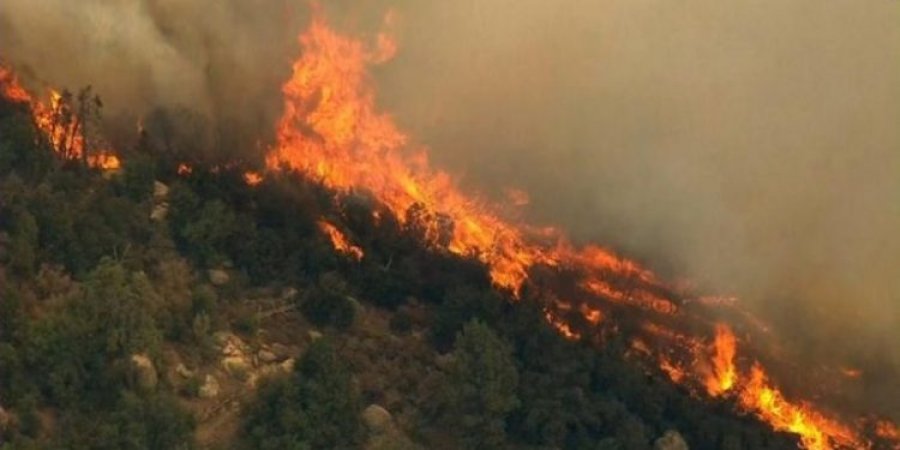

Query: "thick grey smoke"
<box><xmin>367</xmin><ymin>0</ymin><xmax>900</xmax><ymax>417</ymax></box>
<box><xmin>0</xmin><ymin>0</ymin><xmax>304</xmax><ymax>158</ymax></box>
<box><xmin>2</xmin><ymin>0</ymin><xmax>897</xmax><ymax>418</ymax></box>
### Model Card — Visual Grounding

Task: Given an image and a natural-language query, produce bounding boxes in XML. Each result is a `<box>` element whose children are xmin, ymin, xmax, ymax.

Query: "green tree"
<box><xmin>25</xmin><ymin>259</ymin><xmax>161</xmax><ymax>406</ymax></box>
<box><xmin>243</xmin><ymin>339</ymin><xmax>362</xmax><ymax>450</ymax></box>
<box><xmin>7</xmin><ymin>209</ymin><xmax>38</xmax><ymax>276</ymax></box>
<box><xmin>439</xmin><ymin>320</ymin><xmax>520</xmax><ymax>449</ymax></box>
<box><xmin>118</xmin><ymin>153</ymin><xmax>156</xmax><ymax>202</ymax></box>
<box><xmin>300</xmin><ymin>272</ymin><xmax>356</xmax><ymax>330</ymax></box>
<box><xmin>76</xmin><ymin>259</ymin><xmax>161</xmax><ymax>357</ymax></box>
<box><xmin>53</xmin><ymin>392</ymin><xmax>194</xmax><ymax>450</ymax></box>
<box><xmin>430</xmin><ymin>286</ymin><xmax>503</xmax><ymax>351</ymax></box>
<box><xmin>177</xmin><ymin>199</ymin><xmax>236</xmax><ymax>266</ymax></box>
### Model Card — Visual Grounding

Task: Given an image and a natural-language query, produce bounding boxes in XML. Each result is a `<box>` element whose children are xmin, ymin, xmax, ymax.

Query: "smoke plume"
<box><xmin>0</xmin><ymin>0</ymin><xmax>304</xmax><ymax>158</ymax></box>
<box><xmin>367</xmin><ymin>0</ymin><xmax>900</xmax><ymax>418</ymax></box>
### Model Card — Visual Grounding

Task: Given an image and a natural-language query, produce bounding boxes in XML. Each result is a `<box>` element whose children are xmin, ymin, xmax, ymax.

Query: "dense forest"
<box><xmin>0</xmin><ymin>92</ymin><xmax>803</xmax><ymax>449</ymax></box>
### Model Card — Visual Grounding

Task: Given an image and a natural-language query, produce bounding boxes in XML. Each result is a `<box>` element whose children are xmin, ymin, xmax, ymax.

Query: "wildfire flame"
<box><xmin>261</xmin><ymin>14</ymin><xmax>898</xmax><ymax>450</ymax></box>
<box><xmin>738</xmin><ymin>364</ymin><xmax>862</xmax><ymax>450</ymax></box>
<box><xmin>244</xmin><ymin>171</ymin><xmax>264</xmax><ymax>186</ymax></box>
<box><xmin>318</xmin><ymin>220</ymin><xmax>364</xmax><ymax>261</ymax></box>
<box><xmin>706</xmin><ymin>323</ymin><xmax>738</xmax><ymax>396</ymax></box>
<box><xmin>0</xmin><ymin>66</ymin><xmax>31</xmax><ymax>103</ymax></box>
<box><xmin>2</xmin><ymin>11</ymin><xmax>895</xmax><ymax>450</ymax></box>
<box><xmin>0</xmin><ymin>64</ymin><xmax>119</xmax><ymax>170</ymax></box>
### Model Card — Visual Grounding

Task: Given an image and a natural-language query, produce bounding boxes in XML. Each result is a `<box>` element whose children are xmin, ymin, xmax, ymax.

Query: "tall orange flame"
<box><xmin>261</xmin><ymin>14</ymin><xmax>897</xmax><ymax>450</ymax></box>
<box><xmin>738</xmin><ymin>364</ymin><xmax>862</xmax><ymax>450</ymax></box>
<box><xmin>706</xmin><ymin>323</ymin><xmax>738</xmax><ymax>396</ymax></box>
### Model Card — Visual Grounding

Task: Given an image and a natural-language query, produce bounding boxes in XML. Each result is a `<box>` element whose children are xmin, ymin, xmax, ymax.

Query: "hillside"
<box><xmin>0</xmin><ymin>92</ymin><xmax>812</xmax><ymax>450</ymax></box>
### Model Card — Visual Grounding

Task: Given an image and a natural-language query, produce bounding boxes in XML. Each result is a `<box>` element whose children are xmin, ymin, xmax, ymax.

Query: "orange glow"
<box><xmin>0</xmin><ymin>66</ymin><xmax>31</xmax><ymax>103</ymax></box>
<box><xmin>630</xmin><ymin>338</ymin><xmax>652</xmax><ymax>355</ymax></box>
<box><xmin>874</xmin><ymin>420</ymin><xmax>899</xmax><ymax>441</ymax></box>
<box><xmin>660</xmin><ymin>357</ymin><xmax>686</xmax><ymax>383</ymax></box>
<box><xmin>244</xmin><ymin>171</ymin><xmax>263</xmax><ymax>186</ymax></box>
<box><xmin>504</xmin><ymin>187</ymin><xmax>530</xmax><ymax>207</ymax></box>
<box><xmin>87</xmin><ymin>153</ymin><xmax>121</xmax><ymax>170</ymax></box>
<box><xmin>177</xmin><ymin>163</ymin><xmax>193</xmax><ymax>176</ymax></box>
<box><xmin>318</xmin><ymin>220</ymin><xmax>364</xmax><ymax>261</ymax></box>
<box><xmin>839</xmin><ymin>367</ymin><xmax>862</xmax><ymax>379</ymax></box>
<box><xmin>545</xmin><ymin>310</ymin><xmax>580</xmax><ymax>340</ymax></box>
<box><xmin>581</xmin><ymin>278</ymin><xmax>677</xmax><ymax>315</ymax></box>
<box><xmin>738</xmin><ymin>364</ymin><xmax>863</xmax><ymax>450</ymax></box>
<box><xmin>705</xmin><ymin>323</ymin><xmax>738</xmax><ymax>396</ymax></box>
<box><xmin>260</xmin><ymin>14</ymin><xmax>896</xmax><ymax>450</ymax></box>
<box><xmin>579</xmin><ymin>303</ymin><xmax>604</xmax><ymax>325</ymax></box>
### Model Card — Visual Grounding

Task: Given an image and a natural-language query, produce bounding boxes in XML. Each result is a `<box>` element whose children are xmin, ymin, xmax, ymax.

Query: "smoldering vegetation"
<box><xmin>2</xmin><ymin>0</ymin><xmax>897</xmax><ymax>419</ymax></box>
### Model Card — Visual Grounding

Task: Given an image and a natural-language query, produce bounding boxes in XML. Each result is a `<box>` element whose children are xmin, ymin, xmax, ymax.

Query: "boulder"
<box><xmin>131</xmin><ymin>353</ymin><xmax>158</xmax><ymax>390</ymax></box>
<box><xmin>175</xmin><ymin>363</ymin><xmax>195</xmax><ymax>379</ymax></box>
<box><xmin>218</xmin><ymin>333</ymin><xmax>248</xmax><ymax>356</ymax></box>
<box><xmin>222</xmin><ymin>356</ymin><xmax>251</xmax><ymax>379</ymax></box>
<box><xmin>362</xmin><ymin>404</ymin><xmax>393</xmax><ymax>433</ymax></box>
<box><xmin>153</xmin><ymin>181</ymin><xmax>169</xmax><ymax>199</ymax></box>
<box><xmin>150</xmin><ymin>203</ymin><xmax>169</xmax><ymax>221</ymax></box>
<box><xmin>270</xmin><ymin>342</ymin><xmax>295</xmax><ymax>360</ymax></box>
<box><xmin>208</xmin><ymin>269</ymin><xmax>230</xmax><ymax>286</ymax></box>
<box><xmin>199</xmin><ymin>374</ymin><xmax>220</xmax><ymax>399</ymax></box>
<box><xmin>280</xmin><ymin>358</ymin><xmax>296</xmax><ymax>372</ymax></box>
<box><xmin>281</xmin><ymin>287</ymin><xmax>299</xmax><ymax>300</ymax></box>
<box><xmin>258</xmin><ymin>349</ymin><xmax>278</xmax><ymax>364</ymax></box>
<box><xmin>654</xmin><ymin>430</ymin><xmax>689</xmax><ymax>450</ymax></box>
<box><xmin>213</xmin><ymin>331</ymin><xmax>235</xmax><ymax>348</ymax></box>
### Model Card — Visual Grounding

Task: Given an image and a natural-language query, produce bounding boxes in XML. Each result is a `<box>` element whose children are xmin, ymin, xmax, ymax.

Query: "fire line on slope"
<box><xmin>2</xmin><ymin>11</ymin><xmax>896</xmax><ymax>450</ymax></box>
<box><xmin>259</xmin><ymin>13</ymin><xmax>897</xmax><ymax>450</ymax></box>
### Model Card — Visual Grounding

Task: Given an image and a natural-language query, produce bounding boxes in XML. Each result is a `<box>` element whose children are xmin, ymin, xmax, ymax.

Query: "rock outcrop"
<box><xmin>654</xmin><ymin>430</ymin><xmax>689</xmax><ymax>450</ymax></box>
<box><xmin>199</xmin><ymin>374</ymin><xmax>220</xmax><ymax>399</ymax></box>
<box><xmin>362</xmin><ymin>404</ymin><xmax>394</xmax><ymax>434</ymax></box>
<box><xmin>131</xmin><ymin>353</ymin><xmax>158</xmax><ymax>391</ymax></box>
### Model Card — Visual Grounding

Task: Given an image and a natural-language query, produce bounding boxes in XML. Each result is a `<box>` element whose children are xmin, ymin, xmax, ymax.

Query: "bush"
<box><xmin>301</xmin><ymin>273</ymin><xmax>356</xmax><ymax>330</ymax></box>
<box><xmin>436</xmin><ymin>320</ymin><xmax>519</xmax><ymax>449</ymax></box>
<box><xmin>302</xmin><ymin>288</ymin><xmax>356</xmax><ymax>330</ymax></box>
<box><xmin>242</xmin><ymin>339</ymin><xmax>362</xmax><ymax>449</ymax></box>
<box><xmin>389</xmin><ymin>310</ymin><xmax>413</xmax><ymax>335</ymax></box>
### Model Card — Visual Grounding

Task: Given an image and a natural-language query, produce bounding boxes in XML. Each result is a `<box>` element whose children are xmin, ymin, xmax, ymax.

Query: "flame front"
<box><xmin>265</xmin><ymin>16</ymin><xmax>564</xmax><ymax>293</ymax></box>
<box><xmin>738</xmin><ymin>364</ymin><xmax>862</xmax><ymax>450</ymax></box>
<box><xmin>706</xmin><ymin>323</ymin><xmax>738</xmax><ymax>396</ymax></box>
<box><xmin>260</xmin><ymin>14</ymin><xmax>898</xmax><ymax>450</ymax></box>
<box><xmin>318</xmin><ymin>220</ymin><xmax>364</xmax><ymax>261</ymax></box>
<box><xmin>0</xmin><ymin>65</ymin><xmax>119</xmax><ymax>170</ymax></box>
<box><xmin>3</xmin><ymin>12</ymin><xmax>895</xmax><ymax>450</ymax></box>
